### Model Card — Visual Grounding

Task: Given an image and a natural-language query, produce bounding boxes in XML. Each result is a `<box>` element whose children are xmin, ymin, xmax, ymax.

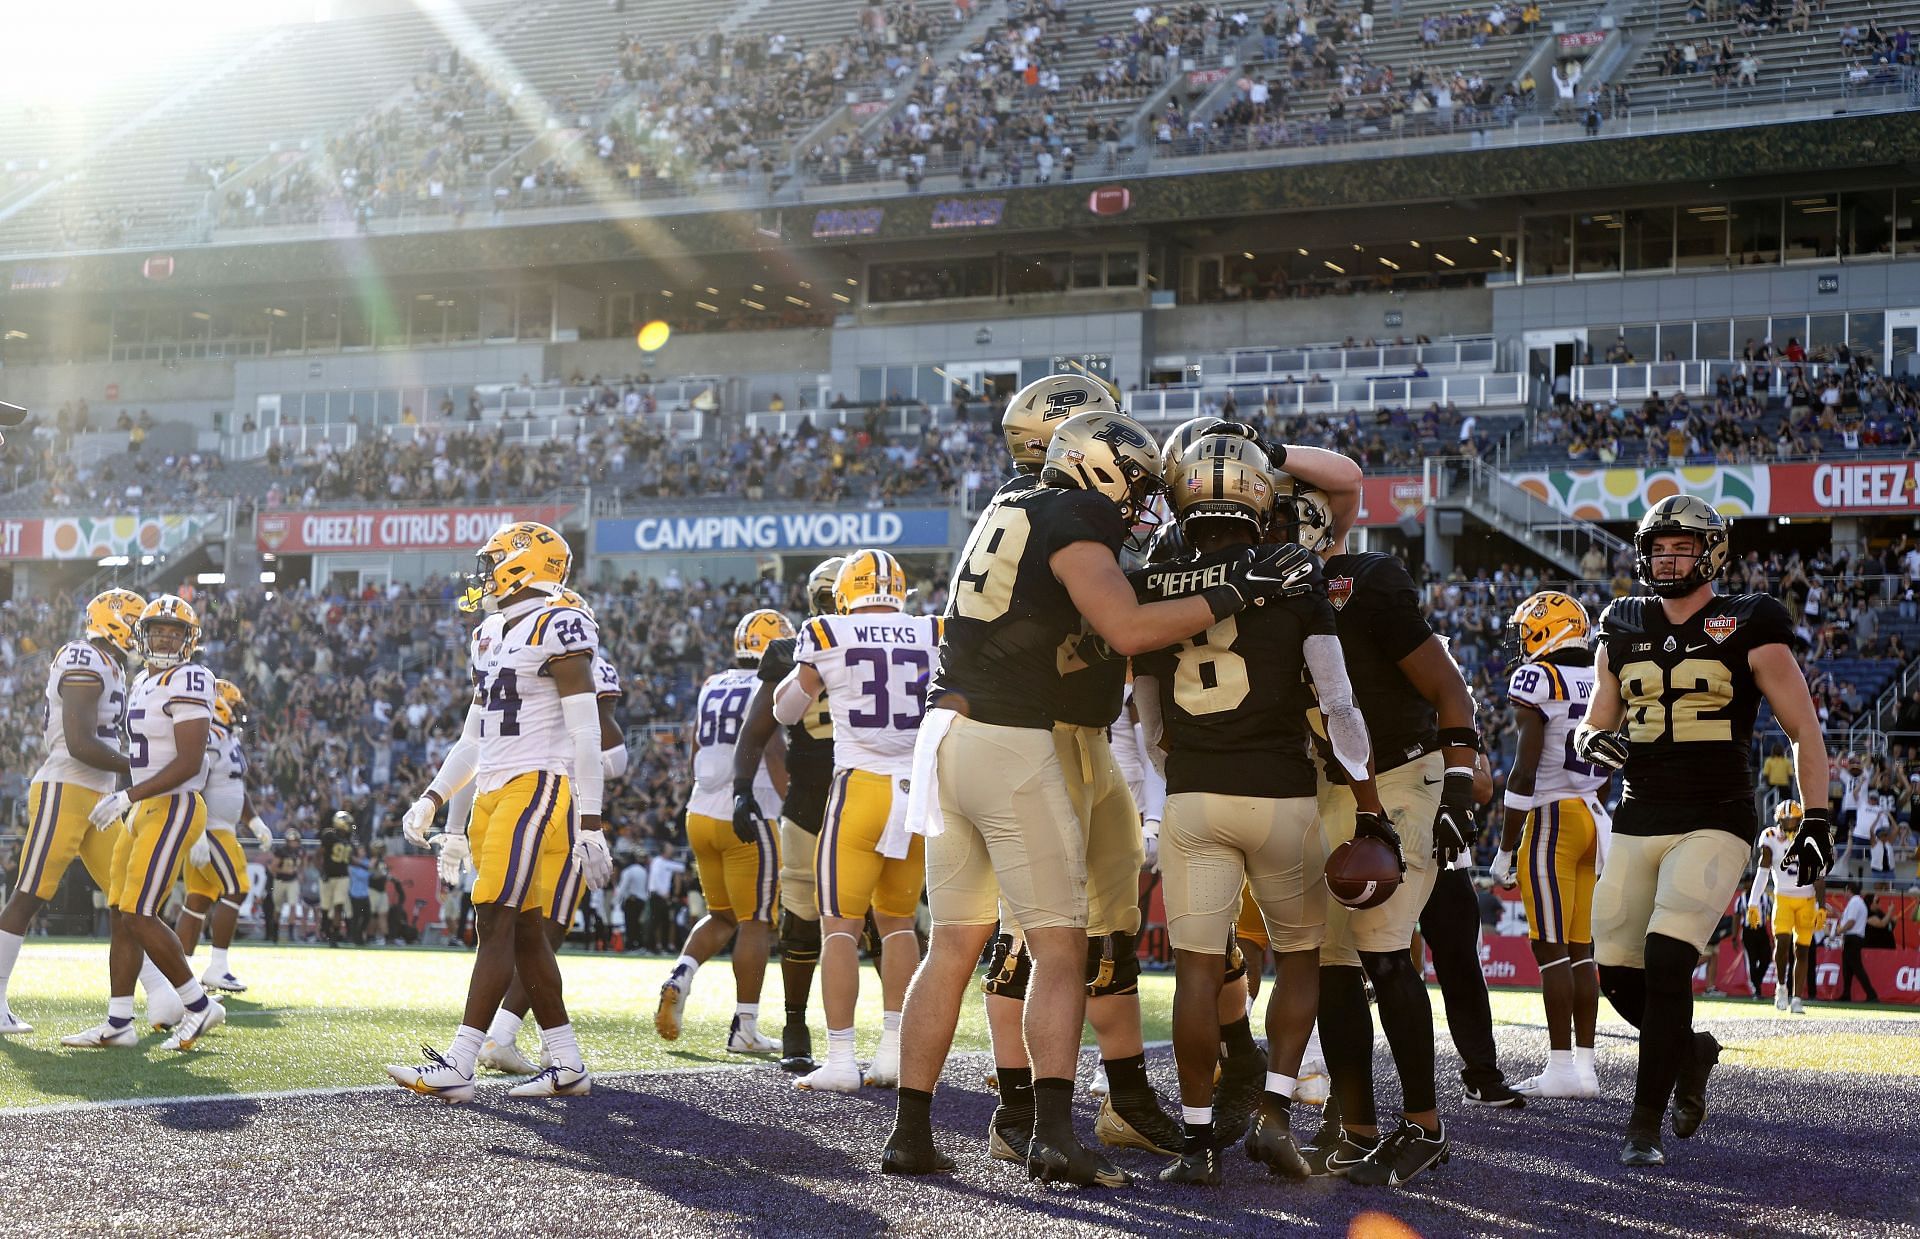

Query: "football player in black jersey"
<box><xmin>733</xmin><ymin>556</ymin><xmax>846</xmax><ymax>1073</ymax></box>
<box><xmin>1130</xmin><ymin>440</ymin><xmax>1394</xmax><ymax>1186</ymax></box>
<box><xmin>884</xmin><ymin>410</ymin><xmax>1305</xmax><ymax>1185</ymax></box>
<box><xmin>1575</xmin><ymin>496</ymin><xmax>1831</xmax><ymax>1168</ymax></box>
<box><xmin>1272</xmin><ymin>474</ymin><xmax>1488</xmax><ymax>1187</ymax></box>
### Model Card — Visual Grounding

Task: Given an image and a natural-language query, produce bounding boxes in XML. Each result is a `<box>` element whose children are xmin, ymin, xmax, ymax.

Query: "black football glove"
<box><xmin>1354</xmin><ymin>809</ymin><xmax>1406</xmax><ymax>873</ymax></box>
<box><xmin>1787</xmin><ymin>807</ymin><xmax>1833</xmax><ymax>881</ymax></box>
<box><xmin>731</xmin><ymin>778</ymin><xmax>767</xmax><ymax>846</ymax></box>
<box><xmin>1575</xmin><ymin>724</ymin><xmax>1630</xmax><ymax>771</ymax></box>
<box><xmin>758</xmin><ymin>638</ymin><xmax>796</xmax><ymax>683</ymax></box>
<box><xmin>1202</xmin><ymin>544</ymin><xmax>1318</xmax><ymax>619</ymax></box>
<box><xmin>1431</xmin><ymin>769</ymin><xmax>1479</xmax><ymax>864</ymax></box>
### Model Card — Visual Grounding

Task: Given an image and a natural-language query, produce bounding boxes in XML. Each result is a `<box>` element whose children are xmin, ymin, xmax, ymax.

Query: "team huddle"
<box><xmin>0</xmin><ymin>372</ymin><xmax>1839</xmax><ymax>1189</ymax></box>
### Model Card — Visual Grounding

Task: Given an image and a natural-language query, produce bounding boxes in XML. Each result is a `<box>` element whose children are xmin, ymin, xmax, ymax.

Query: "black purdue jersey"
<box><xmin>1320</xmin><ymin>551</ymin><xmax>1439</xmax><ymax>769</ymax></box>
<box><xmin>932</xmin><ymin>485</ymin><xmax>1127</xmax><ymax>729</ymax></box>
<box><xmin>1597</xmin><ymin>592</ymin><xmax>1794</xmax><ymax>839</ymax></box>
<box><xmin>758</xmin><ymin>636</ymin><xmax>835</xmax><ymax>833</ymax></box>
<box><xmin>1131</xmin><ymin>547</ymin><xmax>1335</xmax><ymax>798</ymax></box>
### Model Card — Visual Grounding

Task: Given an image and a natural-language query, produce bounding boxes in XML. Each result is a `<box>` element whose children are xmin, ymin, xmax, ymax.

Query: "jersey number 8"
<box><xmin>1170</xmin><ymin>616</ymin><xmax>1249</xmax><ymax>716</ymax></box>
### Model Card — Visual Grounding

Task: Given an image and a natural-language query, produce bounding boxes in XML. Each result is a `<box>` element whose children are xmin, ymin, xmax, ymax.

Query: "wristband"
<box><xmin>1444</xmin><ymin>766</ymin><xmax>1476</xmax><ymax>780</ymax></box>
<box><xmin>1201</xmin><ymin>584</ymin><xmax>1243</xmax><ymax>623</ymax></box>
<box><xmin>1266</xmin><ymin>442</ymin><xmax>1289</xmax><ymax>470</ymax></box>
<box><xmin>1437</xmin><ymin>727</ymin><xmax>1483</xmax><ymax>752</ymax></box>
<box><xmin>732</xmin><ymin>776</ymin><xmax>757</xmax><ymax>802</ymax></box>
<box><xmin>1503</xmin><ymin>789</ymin><xmax>1536</xmax><ymax>812</ymax></box>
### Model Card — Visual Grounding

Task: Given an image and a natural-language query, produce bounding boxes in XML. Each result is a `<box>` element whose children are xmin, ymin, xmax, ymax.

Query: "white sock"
<box><xmin>1182</xmin><ymin>1104</ymin><xmax>1214</xmax><ymax>1125</ymax></box>
<box><xmin>1549</xmin><ymin>1048</ymin><xmax>1575</xmax><ymax>1071</ymax></box>
<box><xmin>671</xmin><ymin>954</ymin><xmax>699</xmax><ymax>990</ymax></box>
<box><xmin>447</xmin><ymin>1024</ymin><xmax>486</xmax><ymax>1075</ymax></box>
<box><xmin>540</xmin><ymin>1021</ymin><xmax>584</xmax><ymax>1072</ymax></box>
<box><xmin>138</xmin><ymin>955</ymin><xmax>168</xmax><ymax>998</ymax></box>
<box><xmin>1265</xmin><ymin>1071</ymin><xmax>1297</xmax><ymax>1100</ymax></box>
<box><xmin>1302</xmin><ymin>1025</ymin><xmax>1324</xmax><ymax>1067</ymax></box>
<box><xmin>175</xmin><ymin>977</ymin><xmax>209</xmax><ymax>1007</ymax></box>
<box><xmin>1575</xmin><ymin>1045</ymin><xmax>1597</xmax><ymax>1075</ymax></box>
<box><xmin>107</xmin><ymin>995</ymin><xmax>134</xmax><ymax>1024</ymax></box>
<box><xmin>0</xmin><ymin>928</ymin><xmax>23</xmax><ymax>1007</ymax></box>
<box><xmin>735</xmin><ymin>1002</ymin><xmax>759</xmax><ymax>1028</ymax></box>
<box><xmin>208</xmin><ymin>947</ymin><xmax>230</xmax><ymax>977</ymax></box>
<box><xmin>826</xmin><ymin>1026</ymin><xmax>857</xmax><ymax>1071</ymax></box>
<box><xmin>487</xmin><ymin>1009</ymin><xmax>523</xmax><ymax>1045</ymax></box>
<box><xmin>878</xmin><ymin>1010</ymin><xmax>901</xmax><ymax>1056</ymax></box>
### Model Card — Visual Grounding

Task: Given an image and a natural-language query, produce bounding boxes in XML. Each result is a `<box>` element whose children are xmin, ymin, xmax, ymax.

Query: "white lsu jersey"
<box><xmin>32</xmin><ymin>640</ymin><xmax>127</xmax><ymax>793</ymax></box>
<box><xmin>594</xmin><ymin>654</ymin><xmax>622</xmax><ymax>703</ymax></box>
<box><xmin>688</xmin><ymin>667</ymin><xmax>778</xmax><ymax>820</ymax></box>
<box><xmin>126</xmin><ymin>662</ymin><xmax>217</xmax><ymax>793</ymax></box>
<box><xmin>201</xmin><ymin>722</ymin><xmax>248</xmax><ymax>828</ymax></box>
<box><xmin>795</xmin><ymin>612</ymin><xmax>941</xmax><ymax>777</ymax></box>
<box><xmin>1506</xmin><ymin>656</ymin><xmax>1608</xmax><ymax>802</ymax></box>
<box><xmin>471</xmin><ymin>599</ymin><xmax>600</xmax><ymax>794</ymax></box>
<box><xmin>1757</xmin><ymin>823</ymin><xmax>1816</xmax><ymax>899</ymax></box>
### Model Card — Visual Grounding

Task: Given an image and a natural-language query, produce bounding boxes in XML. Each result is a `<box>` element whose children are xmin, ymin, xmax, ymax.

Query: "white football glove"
<box><xmin>247</xmin><ymin>815</ymin><xmax>273</xmax><ymax>849</ymax></box>
<box><xmin>431</xmin><ymin>832</ymin><xmax>471</xmax><ymax>886</ymax></box>
<box><xmin>401</xmin><ymin>796</ymin><xmax>439</xmax><ymax>847</ymax></box>
<box><xmin>1490</xmin><ymin>848</ymin><xmax>1518</xmax><ymax>889</ymax></box>
<box><xmin>574</xmin><ymin>829</ymin><xmax>614</xmax><ymax>890</ymax></box>
<box><xmin>189</xmin><ymin>833</ymin><xmax>213</xmax><ymax>869</ymax></box>
<box><xmin>88</xmin><ymin>790</ymin><xmax>131</xmax><ymax>831</ymax></box>
<box><xmin>1141</xmin><ymin>820</ymin><xmax>1161</xmax><ymax>873</ymax></box>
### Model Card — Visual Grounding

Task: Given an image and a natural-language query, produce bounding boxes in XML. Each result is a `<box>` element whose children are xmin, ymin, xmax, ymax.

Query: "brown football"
<box><xmin>1325</xmin><ymin>838</ymin><xmax>1402</xmax><ymax>909</ymax></box>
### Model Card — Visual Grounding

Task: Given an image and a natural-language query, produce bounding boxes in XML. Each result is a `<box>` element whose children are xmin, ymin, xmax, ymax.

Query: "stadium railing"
<box><xmin>1197</xmin><ymin>337</ymin><xmax>1498</xmax><ymax>384</ymax></box>
<box><xmin>1126</xmin><ymin>373</ymin><xmax>1526</xmax><ymax>419</ymax></box>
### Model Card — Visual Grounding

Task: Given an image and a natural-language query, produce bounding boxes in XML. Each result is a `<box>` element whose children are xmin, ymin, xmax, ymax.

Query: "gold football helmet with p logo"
<box><xmin>1042</xmin><ymin>411</ymin><xmax>1164</xmax><ymax>527</ymax></box>
<box><xmin>1002</xmin><ymin>373</ymin><xmax>1121</xmax><ymax>473</ymax></box>
<box><xmin>807</xmin><ymin>556</ymin><xmax>847</xmax><ymax>617</ymax></box>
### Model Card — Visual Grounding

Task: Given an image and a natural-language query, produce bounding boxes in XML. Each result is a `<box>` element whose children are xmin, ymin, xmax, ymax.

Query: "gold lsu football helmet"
<box><xmin>1510</xmin><ymin>591</ymin><xmax>1591</xmax><ymax>662</ymax></box>
<box><xmin>1002</xmin><ymin>373</ymin><xmax>1121</xmax><ymax>473</ymax></box>
<box><xmin>462</xmin><ymin>521</ymin><xmax>572</xmax><ymax>612</ymax></box>
<box><xmin>545</xmin><ymin>586</ymin><xmax>596</xmax><ymax>621</ymax></box>
<box><xmin>213</xmin><ymin>678</ymin><xmax>250</xmax><ymax>730</ymax></box>
<box><xmin>1633</xmin><ymin>495</ymin><xmax>1729</xmax><ymax>599</ymax></box>
<box><xmin>734</xmin><ymin>608</ymin><xmax>797</xmax><ymax>663</ymax></box>
<box><xmin>1042</xmin><ymin>410</ymin><xmax>1164</xmax><ymax>529</ymax></box>
<box><xmin>84</xmin><ymin>588</ymin><xmax>146</xmax><ymax>657</ymax></box>
<box><xmin>137</xmin><ymin>594</ymin><xmax>201</xmax><ymax>669</ymax></box>
<box><xmin>1168</xmin><ymin>446</ymin><xmax>1274</xmax><ymax>536</ymax></box>
<box><xmin>835</xmin><ymin>549</ymin><xmax>909</xmax><ymax>613</ymax></box>
<box><xmin>1774</xmin><ymin>799</ymin><xmax>1804</xmax><ymax>828</ymax></box>
<box><xmin>807</xmin><ymin>556</ymin><xmax>847</xmax><ymax>617</ymax></box>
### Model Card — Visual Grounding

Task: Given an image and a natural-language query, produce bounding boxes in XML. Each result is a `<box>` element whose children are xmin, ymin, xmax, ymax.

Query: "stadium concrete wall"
<box><xmin>1147</xmin><ymin>288</ymin><xmax>1492</xmax><ymax>360</ymax></box>
<box><xmin>828</xmin><ymin>311</ymin><xmax>1144</xmax><ymax>399</ymax></box>
<box><xmin>1493</xmin><ymin>263</ymin><xmax>1920</xmax><ymax>342</ymax></box>
<box><xmin>0</xmin><ymin>358</ymin><xmax>235</xmax><ymax>413</ymax></box>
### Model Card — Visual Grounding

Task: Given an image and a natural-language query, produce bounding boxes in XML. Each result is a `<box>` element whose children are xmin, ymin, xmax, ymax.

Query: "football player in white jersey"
<box><xmin>654</xmin><ymin>609</ymin><xmax>790</xmax><ymax>1054</ymax></box>
<box><xmin>177</xmin><ymin>679</ymin><xmax>274</xmax><ymax>992</ymax></box>
<box><xmin>70</xmin><ymin>596</ymin><xmax>227</xmax><ymax>1051</ymax></box>
<box><xmin>772</xmin><ymin>550</ymin><xmax>940</xmax><ymax>1093</ymax></box>
<box><xmin>1491</xmin><ymin>592</ymin><xmax>1611</xmax><ymax>1099</ymax></box>
<box><xmin>1747</xmin><ymin>800</ymin><xmax>1827</xmax><ymax>1014</ymax></box>
<box><xmin>0</xmin><ymin>588</ymin><xmax>143</xmax><ymax>1034</ymax></box>
<box><xmin>390</xmin><ymin>521</ymin><xmax>611</xmax><ymax>1101</ymax></box>
<box><xmin>479</xmin><ymin>588</ymin><xmax>629</xmax><ymax>1075</ymax></box>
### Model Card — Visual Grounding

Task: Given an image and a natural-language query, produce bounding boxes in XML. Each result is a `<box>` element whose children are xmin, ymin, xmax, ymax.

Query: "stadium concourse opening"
<box><xmin>1</xmin><ymin>0</ymin><xmax>1919</xmax><ymax>1230</ymax></box>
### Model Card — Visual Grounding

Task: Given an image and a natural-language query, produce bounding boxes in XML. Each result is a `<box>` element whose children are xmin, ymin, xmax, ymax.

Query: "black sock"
<box><xmin>1627</xmin><ymin>1103</ymin><xmax>1664</xmax><ymax>1138</ymax></box>
<box><xmin>1103</xmin><ymin>1052</ymin><xmax>1150</xmax><ymax>1099</ymax></box>
<box><xmin>1361</xmin><ymin>949</ymin><xmax>1437</xmax><ymax>1115</ymax></box>
<box><xmin>999</xmin><ymin>1066</ymin><xmax>1035</xmax><ymax>1111</ymax></box>
<box><xmin>1033</xmin><ymin>1077</ymin><xmax>1074</xmax><ymax>1139</ymax></box>
<box><xmin>1184</xmin><ymin>1120</ymin><xmax>1213</xmax><ymax>1152</ymax></box>
<box><xmin>1220</xmin><ymin>1015</ymin><xmax>1259</xmax><ymax>1061</ymax></box>
<box><xmin>1260</xmin><ymin>1091</ymin><xmax>1292</xmax><ymax>1119</ymax></box>
<box><xmin>784</xmin><ymin>1005</ymin><xmax>806</xmax><ymax>1026</ymax></box>
<box><xmin>1635</xmin><ymin>934</ymin><xmax>1698</xmax><ymax>1114</ymax></box>
<box><xmin>893</xmin><ymin>1086</ymin><xmax>934</xmax><ymax>1142</ymax></box>
<box><xmin>1318</xmin><ymin>966</ymin><xmax>1377</xmax><ymax>1130</ymax></box>
<box><xmin>1599</xmin><ymin>963</ymin><xmax>1648</xmax><ymax>1029</ymax></box>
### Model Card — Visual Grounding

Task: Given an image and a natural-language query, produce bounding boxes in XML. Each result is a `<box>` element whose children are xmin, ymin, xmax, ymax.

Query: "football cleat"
<box><xmin>1514</xmin><ymin>1067</ymin><xmax>1598</xmax><ymax>1100</ymax></box>
<box><xmin>1303</xmin><ymin>1130</ymin><xmax>1378</xmax><ymax>1178</ymax></box>
<box><xmin>1027</xmin><ymin>1132</ymin><xmax>1131</xmax><ymax>1188</ymax></box>
<box><xmin>794</xmin><ymin>1062</ymin><xmax>862</xmax><ymax>1093</ymax></box>
<box><xmin>508</xmin><ymin>1063</ymin><xmax>591</xmax><ymax>1098</ymax></box>
<box><xmin>161</xmin><ymin>1000</ymin><xmax>223</xmax><ymax>1051</ymax></box>
<box><xmin>61</xmin><ymin>1021</ymin><xmax>138</xmax><ymax>1048</ymax></box>
<box><xmin>1619</xmin><ymin>1132</ymin><xmax>1666</xmax><ymax>1166</ymax></box>
<box><xmin>1463</xmin><ymin>1078</ymin><xmax>1527</xmax><ymax>1108</ymax></box>
<box><xmin>779</xmin><ymin>1021</ymin><xmax>816</xmax><ymax>1074</ymax></box>
<box><xmin>478</xmin><ymin>1037</ymin><xmax>540</xmax><ymax>1075</ymax></box>
<box><xmin>1095</xmin><ymin>1093</ymin><xmax>1182</xmax><ymax>1156</ymax></box>
<box><xmin>880</xmin><ymin>1135</ymin><xmax>957</xmax><ymax>1176</ymax></box>
<box><xmin>1245</xmin><ymin>1098</ymin><xmax>1310</xmax><ymax>1179</ymax></box>
<box><xmin>654</xmin><ymin>980</ymin><xmax>685</xmax><ymax>1041</ymax></box>
<box><xmin>1790</xmin><ymin>997</ymin><xmax>1806</xmax><ymax>1015</ymax></box>
<box><xmin>1212</xmin><ymin>1051</ymin><xmax>1265</xmax><ymax>1146</ymax></box>
<box><xmin>1347</xmin><ymin>1118</ymin><xmax>1450</xmax><ymax>1187</ymax></box>
<box><xmin>1159</xmin><ymin>1146</ymin><xmax>1223</xmax><ymax>1186</ymax></box>
<box><xmin>147</xmin><ymin>988</ymin><xmax>186</xmax><ymax>1031</ymax></box>
<box><xmin>201</xmin><ymin>969</ymin><xmax>248</xmax><ymax>994</ymax></box>
<box><xmin>1773</xmin><ymin>990</ymin><xmax>1790</xmax><ymax>1012</ymax></box>
<box><xmin>1670</xmin><ymin>1031</ymin><xmax>1720</xmax><ymax>1139</ymax></box>
<box><xmin>386</xmin><ymin>1046</ymin><xmax>476</xmax><ymax>1103</ymax></box>
<box><xmin>0</xmin><ymin>1008</ymin><xmax>33</xmax><ymax>1035</ymax></box>
<box><xmin>727</xmin><ymin>1017</ymin><xmax>778</xmax><ymax>1055</ymax></box>
<box><xmin>1087</xmin><ymin>1064</ymin><xmax>1110</xmax><ymax>1099</ymax></box>
<box><xmin>988</xmin><ymin>1102</ymin><xmax>1035</xmax><ymax>1162</ymax></box>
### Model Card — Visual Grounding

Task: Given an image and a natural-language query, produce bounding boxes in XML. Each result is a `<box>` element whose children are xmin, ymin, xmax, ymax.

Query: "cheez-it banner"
<box><xmin>256</xmin><ymin>505</ymin><xmax>571</xmax><ymax>554</ymax></box>
<box><xmin>1774</xmin><ymin>460</ymin><xmax>1920</xmax><ymax>513</ymax></box>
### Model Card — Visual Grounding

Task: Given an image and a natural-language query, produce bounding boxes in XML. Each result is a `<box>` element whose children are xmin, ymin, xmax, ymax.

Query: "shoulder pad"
<box><xmin>1723</xmin><ymin>592</ymin><xmax>1791</xmax><ymax>624</ymax></box>
<box><xmin>1598</xmin><ymin>596</ymin><xmax>1648</xmax><ymax>637</ymax></box>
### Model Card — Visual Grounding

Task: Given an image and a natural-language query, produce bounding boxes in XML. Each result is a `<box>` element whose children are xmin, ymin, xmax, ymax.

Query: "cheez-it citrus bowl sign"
<box><xmin>256</xmin><ymin>505</ymin><xmax>571</xmax><ymax>553</ymax></box>
<box><xmin>1803</xmin><ymin>461</ymin><xmax>1920</xmax><ymax>511</ymax></box>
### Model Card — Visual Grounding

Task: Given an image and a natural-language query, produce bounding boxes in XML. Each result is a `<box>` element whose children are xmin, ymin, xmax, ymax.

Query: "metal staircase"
<box><xmin>1423</xmin><ymin>455</ymin><xmax>1628</xmax><ymax>577</ymax></box>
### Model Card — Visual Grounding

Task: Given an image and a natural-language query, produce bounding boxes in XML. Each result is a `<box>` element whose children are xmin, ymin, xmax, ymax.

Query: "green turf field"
<box><xmin>0</xmin><ymin>940</ymin><xmax>1913</xmax><ymax>1109</ymax></box>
